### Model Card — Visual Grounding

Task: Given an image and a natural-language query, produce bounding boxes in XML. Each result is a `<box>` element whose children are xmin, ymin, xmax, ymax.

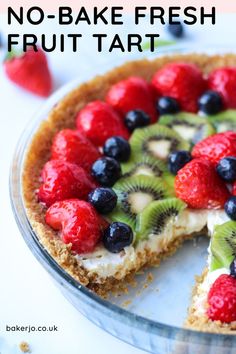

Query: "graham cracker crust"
<box><xmin>21</xmin><ymin>53</ymin><xmax>236</xmax><ymax>330</ymax></box>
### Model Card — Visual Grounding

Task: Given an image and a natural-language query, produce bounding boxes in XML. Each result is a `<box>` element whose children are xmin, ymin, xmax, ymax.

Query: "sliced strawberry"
<box><xmin>175</xmin><ymin>158</ymin><xmax>230</xmax><ymax>209</ymax></box>
<box><xmin>106</xmin><ymin>76</ymin><xmax>157</xmax><ymax>123</ymax></box>
<box><xmin>4</xmin><ymin>47</ymin><xmax>52</xmax><ymax>97</ymax></box>
<box><xmin>151</xmin><ymin>62</ymin><xmax>206</xmax><ymax>112</ymax></box>
<box><xmin>46</xmin><ymin>199</ymin><xmax>104</xmax><ymax>254</ymax></box>
<box><xmin>192</xmin><ymin>131</ymin><xmax>236</xmax><ymax>166</ymax></box>
<box><xmin>51</xmin><ymin>129</ymin><xmax>101</xmax><ymax>172</ymax></box>
<box><xmin>38</xmin><ymin>160</ymin><xmax>97</xmax><ymax>207</ymax></box>
<box><xmin>76</xmin><ymin>101</ymin><xmax>129</xmax><ymax>147</ymax></box>
<box><xmin>207</xmin><ymin>274</ymin><xmax>236</xmax><ymax>323</ymax></box>
<box><xmin>208</xmin><ymin>67</ymin><xmax>236</xmax><ymax>109</ymax></box>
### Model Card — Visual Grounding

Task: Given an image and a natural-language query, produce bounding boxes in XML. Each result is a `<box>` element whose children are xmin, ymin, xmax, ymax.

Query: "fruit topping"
<box><xmin>224</xmin><ymin>197</ymin><xmax>236</xmax><ymax>221</ymax></box>
<box><xmin>216</xmin><ymin>157</ymin><xmax>236</xmax><ymax>182</ymax></box>
<box><xmin>124</xmin><ymin>109</ymin><xmax>151</xmax><ymax>132</ymax></box>
<box><xmin>168</xmin><ymin>150</ymin><xmax>192</xmax><ymax>175</ymax></box>
<box><xmin>121</xmin><ymin>155</ymin><xmax>167</xmax><ymax>178</ymax></box>
<box><xmin>159</xmin><ymin>112</ymin><xmax>215</xmax><ymax>144</ymax></box>
<box><xmin>230</xmin><ymin>258</ymin><xmax>236</xmax><ymax>278</ymax></box>
<box><xmin>38</xmin><ymin>160</ymin><xmax>96</xmax><ymax>207</ymax></box>
<box><xmin>91</xmin><ymin>157</ymin><xmax>122</xmax><ymax>187</ymax></box>
<box><xmin>152</xmin><ymin>62</ymin><xmax>206</xmax><ymax>113</ymax></box>
<box><xmin>208</xmin><ymin>110</ymin><xmax>236</xmax><ymax>133</ymax></box>
<box><xmin>88</xmin><ymin>187</ymin><xmax>117</xmax><ymax>214</ymax></box>
<box><xmin>103</xmin><ymin>221</ymin><xmax>133</xmax><ymax>253</ymax></box>
<box><xmin>167</xmin><ymin>22</ymin><xmax>184</xmax><ymax>38</ymax></box>
<box><xmin>207</xmin><ymin>274</ymin><xmax>236</xmax><ymax>323</ymax></box>
<box><xmin>51</xmin><ymin>129</ymin><xmax>101</xmax><ymax>172</ymax></box>
<box><xmin>208</xmin><ymin>67</ymin><xmax>236</xmax><ymax>109</ymax></box>
<box><xmin>103</xmin><ymin>136</ymin><xmax>131</xmax><ymax>162</ymax></box>
<box><xmin>175</xmin><ymin>158</ymin><xmax>230</xmax><ymax>209</ymax></box>
<box><xmin>76</xmin><ymin>100</ymin><xmax>129</xmax><ymax>146</ymax></box>
<box><xmin>45</xmin><ymin>199</ymin><xmax>103</xmax><ymax>254</ymax></box>
<box><xmin>198</xmin><ymin>90</ymin><xmax>223</xmax><ymax>115</ymax></box>
<box><xmin>136</xmin><ymin>198</ymin><xmax>186</xmax><ymax>241</ymax></box>
<box><xmin>130</xmin><ymin>124</ymin><xmax>190</xmax><ymax>162</ymax></box>
<box><xmin>109</xmin><ymin>175</ymin><xmax>172</xmax><ymax>229</ymax></box>
<box><xmin>192</xmin><ymin>131</ymin><xmax>236</xmax><ymax>166</ymax></box>
<box><xmin>210</xmin><ymin>221</ymin><xmax>236</xmax><ymax>271</ymax></box>
<box><xmin>156</xmin><ymin>96</ymin><xmax>180</xmax><ymax>115</ymax></box>
<box><xmin>4</xmin><ymin>47</ymin><xmax>52</xmax><ymax>97</ymax></box>
<box><xmin>106</xmin><ymin>76</ymin><xmax>157</xmax><ymax>123</ymax></box>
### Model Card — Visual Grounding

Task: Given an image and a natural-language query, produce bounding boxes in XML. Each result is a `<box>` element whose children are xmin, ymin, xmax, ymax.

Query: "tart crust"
<box><xmin>22</xmin><ymin>53</ymin><xmax>236</xmax><ymax>331</ymax></box>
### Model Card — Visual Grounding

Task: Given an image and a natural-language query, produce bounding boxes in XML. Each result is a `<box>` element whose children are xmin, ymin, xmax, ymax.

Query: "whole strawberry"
<box><xmin>51</xmin><ymin>129</ymin><xmax>101</xmax><ymax>172</ymax></box>
<box><xmin>175</xmin><ymin>158</ymin><xmax>229</xmax><ymax>209</ymax></box>
<box><xmin>192</xmin><ymin>131</ymin><xmax>236</xmax><ymax>166</ymax></box>
<box><xmin>106</xmin><ymin>76</ymin><xmax>157</xmax><ymax>123</ymax></box>
<box><xmin>151</xmin><ymin>62</ymin><xmax>206</xmax><ymax>112</ymax></box>
<box><xmin>207</xmin><ymin>274</ymin><xmax>236</xmax><ymax>323</ymax></box>
<box><xmin>208</xmin><ymin>67</ymin><xmax>236</xmax><ymax>109</ymax></box>
<box><xmin>46</xmin><ymin>199</ymin><xmax>104</xmax><ymax>254</ymax></box>
<box><xmin>38</xmin><ymin>160</ymin><xmax>97</xmax><ymax>207</ymax></box>
<box><xmin>4</xmin><ymin>47</ymin><xmax>52</xmax><ymax>97</ymax></box>
<box><xmin>76</xmin><ymin>100</ymin><xmax>129</xmax><ymax>146</ymax></box>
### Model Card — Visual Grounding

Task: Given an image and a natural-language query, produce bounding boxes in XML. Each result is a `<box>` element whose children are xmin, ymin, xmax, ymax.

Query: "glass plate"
<box><xmin>10</xmin><ymin>46</ymin><xmax>236</xmax><ymax>354</ymax></box>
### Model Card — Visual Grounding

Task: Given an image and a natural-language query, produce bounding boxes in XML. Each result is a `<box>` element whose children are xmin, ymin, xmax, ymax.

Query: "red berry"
<box><xmin>76</xmin><ymin>100</ymin><xmax>129</xmax><ymax>146</ymax></box>
<box><xmin>51</xmin><ymin>129</ymin><xmax>101</xmax><ymax>172</ymax></box>
<box><xmin>106</xmin><ymin>77</ymin><xmax>157</xmax><ymax>123</ymax></box>
<box><xmin>38</xmin><ymin>160</ymin><xmax>96</xmax><ymax>207</ymax></box>
<box><xmin>192</xmin><ymin>131</ymin><xmax>236</xmax><ymax>166</ymax></box>
<box><xmin>208</xmin><ymin>67</ymin><xmax>236</xmax><ymax>109</ymax></box>
<box><xmin>152</xmin><ymin>62</ymin><xmax>206</xmax><ymax>113</ymax></box>
<box><xmin>175</xmin><ymin>158</ymin><xmax>230</xmax><ymax>209</ymax></box>
<box><xmin>46</xmin><ymin>199</ymin><xmax>103</xmax><ymax>254</ymax></box>
<box><xmin>4</xmin><ymin>47</ymin><xmax>52</xmax><ymax>97</ymax></box>
<box><xmin>207</xmin><ymin>274</ymin><xmax>236</xmax><ymax>323</ymax></box>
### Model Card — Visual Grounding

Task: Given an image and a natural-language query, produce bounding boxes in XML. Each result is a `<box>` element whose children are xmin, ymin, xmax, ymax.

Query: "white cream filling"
<box><xmin>76</xmin><ymin>209</ymin><xmax>208</xmax><ymax>280</ymax></box>
<box><xmin>173</xmin><ymin>125</ymin><xmax>196</xmax><ymax>141</ymax></box>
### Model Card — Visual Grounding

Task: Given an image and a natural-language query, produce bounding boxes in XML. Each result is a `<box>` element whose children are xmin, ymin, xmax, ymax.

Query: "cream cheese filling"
<box><xmin>76</xmin><ymin>209</ymin><xmax>208</xmax><ymax>281</ymax></box>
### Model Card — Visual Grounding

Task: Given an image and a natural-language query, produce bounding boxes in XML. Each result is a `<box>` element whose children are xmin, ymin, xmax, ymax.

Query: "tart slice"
<box><xmin>22</xmin><ymin>53</ymin><xmax>236</xmax><ymax>332</ymax></box>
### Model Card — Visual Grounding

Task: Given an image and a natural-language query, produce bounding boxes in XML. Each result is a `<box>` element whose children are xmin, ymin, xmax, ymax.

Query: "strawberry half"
<box><xmin>45</xmin><ymin>199</ymin><xmax>104</xmax><ymax>254</ymax></box>
<box><xmin>151</xmin><ymin>62</ymin><xmax>206</xmax><ymax>113</ymax></box>
<box><xmin>38</xmin><ymin>160</ymin><xmax>97</xmax><ymax>207</ymax></box>
<box><xmin>106</xmin><ymin>76</ymin><xmax>157</xmax><ymax>123</ymax></box>
<box><xmin>175</xmin><ymin>158</ymin><xmax>230</xmax><ymax>209</ymax></box>
<box><xmin>76</xmin><ymin>100</ymin><xmax>129</xmax><ymax>147</ymax></box>
<box><xmin>4</xmin><ymin>47</ymin><xmax>52</xmax><ymax>97</ymax></box>
<box><xmin>51</xmin><ymin>129</ymin><xmax>101</xmax><ymax>172</ymax></box>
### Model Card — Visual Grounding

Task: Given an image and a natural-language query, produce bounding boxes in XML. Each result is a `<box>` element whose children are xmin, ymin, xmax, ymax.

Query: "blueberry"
<box><xmin>91</xmin><ymin>157</ymin><xmax>121</xmax><ymax>187</ymax></box>
<box><xmin>230</xmin><ymin>258</ymin><xmax>236</xmax><ymax>278</ymax></box>
<box><xmin>198</xmin><ymin>90</ymin><xmax>223</xmax><ymax>115</ymax></box>
<box><xmin>167</xmin><ymin>23</ymin><xmax>184</xmax><ymax>38</ymax></box>
<box><xmin>103</xmin><ymin>136</ymin><xmax>131</xmax><ymax>162</ymax></box>
<box><xmin>125</xmin><ymin>110</ymin><xmax>150</xmax><ymax>132</ymax></box>
<box><xmin>88</xmin><ymin>187</ymin><xmax>117</xmax><ymax>214</ymax></box>
<box><xmin>103</xmin><ymin>222</ymin><xmax>133</xmax><ymax>253</ymax></box>
<box><xmin>216</xmin><ymin>157</ymin><xmax>236</xmax><ymax>182</ymax></box>
<box><xmin>168</xmin><ymin>150</ymin><xmax>192</xmax><ymax>175</ymax></box>
<box><xmin>156</xmin><ymin>97</ymin><xmax>180</xmax><ymax>115</ymax></box>
<box><xmin>225</xmin><ymin>196</ymin><xmax>236</xmax><ymax>220</ymax></box>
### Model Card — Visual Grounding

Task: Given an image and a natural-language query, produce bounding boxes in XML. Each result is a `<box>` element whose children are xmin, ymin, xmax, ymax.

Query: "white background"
<box><xmin>1</xmin><ymin>11</ymin><xmax>236</xmax><ymax>354</ymax></box>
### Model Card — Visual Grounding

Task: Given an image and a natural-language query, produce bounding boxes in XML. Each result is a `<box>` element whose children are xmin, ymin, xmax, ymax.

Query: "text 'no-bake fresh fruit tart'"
<box><xmin>22</xmin><ymin>53</ymin><xmax>236</xmax><ymax>333</ymax></box>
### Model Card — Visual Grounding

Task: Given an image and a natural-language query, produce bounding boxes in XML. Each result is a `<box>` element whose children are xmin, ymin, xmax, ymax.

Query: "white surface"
<box><xmin>0</xmin><ymin>12</ymin><xmax>236</xmax><ymax>354</ymax></box>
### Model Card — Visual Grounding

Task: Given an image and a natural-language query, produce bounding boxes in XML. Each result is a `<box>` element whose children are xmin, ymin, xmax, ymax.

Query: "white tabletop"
<box><xmin>1</xmin><ymin>13</ymin><xmax>236</xmax><ymax>354</ymax></box>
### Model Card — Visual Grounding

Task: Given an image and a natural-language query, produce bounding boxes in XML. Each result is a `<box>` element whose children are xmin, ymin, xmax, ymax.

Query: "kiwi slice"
<box><xmin>109</xmin><ymin>175</ymin><xmax>171</xmax><ymax>229</ymax></box>
<box><xmin>208</xmin><ymin>109</ymin><xmax>236</xmax><ymax>133</ymax></box>
<box><xmin>210</xmin><ymin>221</ymin><xmax>236</xmax><ymax>271</ymax></box>
<box><xmin>130</xmin><ymin>124</ymin><xmax>190</xmax><ymax>162</ymax></box>
<box><xmin>135</xmin><ymin>198</ymin><xmax>186</xmax><ymax>241</ymax></box>
<box><xmin>159</xmin><ymin>112</ymin><xmax>215</xmax><ymax>144</ymax></box>
<box><xmin>121</xmin><ymin>155</ymin><xmax>167</xmax><ymax>178</ymax></box>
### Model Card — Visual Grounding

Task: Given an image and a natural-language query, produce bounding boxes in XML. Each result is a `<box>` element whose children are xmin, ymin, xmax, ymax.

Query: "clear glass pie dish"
<box><xmin>10</xmin><ymin>46</ymin><xmax>236</xmax><ymax>354</ymax></box>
